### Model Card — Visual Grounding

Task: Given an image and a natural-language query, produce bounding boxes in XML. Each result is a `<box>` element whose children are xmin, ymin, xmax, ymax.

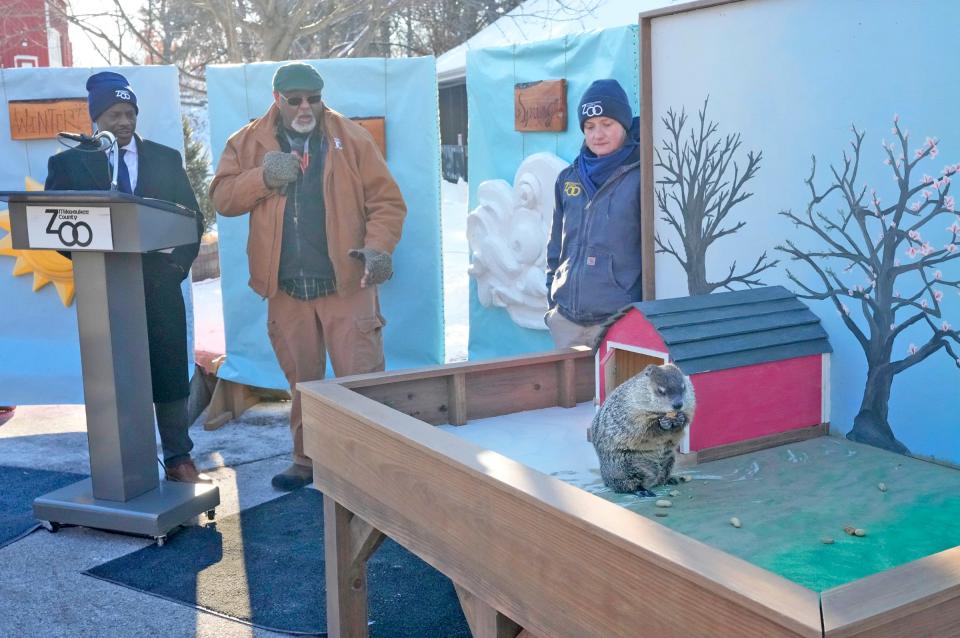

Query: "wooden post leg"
<box><xmin>447</xmin><ymin>372</ymin><xmax>468</xmax><ymax>425</ymax></box>
<box><xmin>204</xmin><ymin>378</ymin><xmax>259</xmax><ymax>430</ymax></box>
<box><xmin>454</xmin><ymin>584</ymin><xmax>524</xmax><ymax>638</ymax></box>
<box><xmin>323</xmin><ymin>494</ymin><xmax>386</xmax><ymax>638</ymax></box>
<box><xmin>557</xmin><ymin>358</ymin><xmax>577</xmax><ymax>408</ymax></box>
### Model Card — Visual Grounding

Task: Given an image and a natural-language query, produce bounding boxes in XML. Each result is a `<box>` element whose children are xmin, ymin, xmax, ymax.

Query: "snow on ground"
<box><xmin>190</xmin><ymin>178</ymin><xmax>471</xmax><ymax>364</ymax></box>
<box><xmin>441</xmin><ymin>178</ymin><xmax>470</xmax><ymax>362</ymax></box>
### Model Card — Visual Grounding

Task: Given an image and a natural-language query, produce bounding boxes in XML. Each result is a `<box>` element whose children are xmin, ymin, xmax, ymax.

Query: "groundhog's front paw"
<box><xmin>665</xmin><ymin>476</ymin><xmax>680</xmax><ymax>485</ymax></box>
<box><xmin>659</xmin><ymin>413</ymin><xmax>688</xmax><ymax>430</ymax></box>
<box><xmin>636</xmin><ymin>488</ymin><xmax>657</xmax><ymax>498</ymax></box>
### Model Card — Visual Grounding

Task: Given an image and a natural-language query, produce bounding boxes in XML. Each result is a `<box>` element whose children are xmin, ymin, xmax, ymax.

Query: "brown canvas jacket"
<box><xmin>209</xmin><ymin>103</ymin><xmax>406</xmax><ymax>298</ymax></box>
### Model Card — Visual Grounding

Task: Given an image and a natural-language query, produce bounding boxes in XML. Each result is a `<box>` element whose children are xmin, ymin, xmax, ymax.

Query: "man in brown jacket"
<box><xmin>209</xmin><ymin>62</ymin><xmax>406</xmax><ymax>491</ymax></box>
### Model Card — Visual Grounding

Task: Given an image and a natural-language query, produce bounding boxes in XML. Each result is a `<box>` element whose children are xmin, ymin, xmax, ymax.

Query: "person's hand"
<box><xmin>348</xmin><ymin>248</ymin><xmax>392</xmax><ymax>287</ymax></box>
<box><xmin>262</xmin><ymin>151</ymin><xmax>301</xmax><ymax>189</ymax></box>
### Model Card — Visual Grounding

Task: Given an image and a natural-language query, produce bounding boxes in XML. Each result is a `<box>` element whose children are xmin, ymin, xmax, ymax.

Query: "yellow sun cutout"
<box><xmin>0</xmin><ymin>177</ymin><xmax>75</xmax><ymax>306</ymax></box>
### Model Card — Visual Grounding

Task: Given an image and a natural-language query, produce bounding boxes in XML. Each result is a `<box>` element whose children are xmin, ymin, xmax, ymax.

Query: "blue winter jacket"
<box><xmin>545</xmin><ymin>153</ymin><xmax>642</xmax><ymax>325</ymax></box>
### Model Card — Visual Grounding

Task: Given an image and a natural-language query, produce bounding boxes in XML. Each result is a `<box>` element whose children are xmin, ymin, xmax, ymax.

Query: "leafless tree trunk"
<box><xmin>655</xmin><ymin>98</ymin><xmax>777</xmax><ymax>295</ymax></box>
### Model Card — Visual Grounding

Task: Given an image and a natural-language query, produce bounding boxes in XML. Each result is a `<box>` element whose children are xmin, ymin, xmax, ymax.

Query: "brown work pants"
<box><xmin>267</xmin><ymin>286</ymin><xmax>385</xmax><ymax>467</ymax></box>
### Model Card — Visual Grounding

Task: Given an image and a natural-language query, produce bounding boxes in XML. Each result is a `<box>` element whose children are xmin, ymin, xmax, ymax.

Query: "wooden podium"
<box><xmin>2</xmin><ymin>190</ymin><xmax>219</xmax><ymax>544</ymax></box>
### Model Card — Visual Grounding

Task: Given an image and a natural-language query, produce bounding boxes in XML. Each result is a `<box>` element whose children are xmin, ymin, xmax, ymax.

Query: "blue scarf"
<box><xmin>576</xmin><ymin>117</ymin><xmax>640</xmax><ymax>199</ymax></box>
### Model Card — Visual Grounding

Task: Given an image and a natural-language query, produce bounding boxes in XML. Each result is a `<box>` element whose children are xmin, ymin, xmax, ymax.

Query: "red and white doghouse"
<box><xmin>595</xmin><ymin>286</ymin><xmax>832</xmax><ymax>462</ymax></box>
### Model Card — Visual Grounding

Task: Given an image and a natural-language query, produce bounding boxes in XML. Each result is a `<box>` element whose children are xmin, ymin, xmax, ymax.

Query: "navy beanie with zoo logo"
<box><xmin>577</xmin><ymin>79</ymin><xmax>632</xmax><ymax>132</ymax></box>
<box><xmin>86</xmin><ymin>71</ymin><xmax>138</xmax><ymax>122</ymax></box>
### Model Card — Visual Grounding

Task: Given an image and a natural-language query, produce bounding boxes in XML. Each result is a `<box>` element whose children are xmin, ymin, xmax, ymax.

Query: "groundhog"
<box><xmin>590</xmin><ymin>363</ymin><xmax>695</xmax><ymax>497</ymax></box>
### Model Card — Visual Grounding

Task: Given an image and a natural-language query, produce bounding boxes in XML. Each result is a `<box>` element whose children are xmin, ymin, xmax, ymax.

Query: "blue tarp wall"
<box><xmin>0</xmin><ymin>66</ymin><xmax>191</xmax><ymax>404</ymax></box>
<box><xmin>207</xmin><ymin>58</ymin><xmax>443</xmax><ymax>389</ymax></box>
<box><xmin>466</xmin><ymin>25</ymin><xmax>640</xmax><ymax>361</ymax></box>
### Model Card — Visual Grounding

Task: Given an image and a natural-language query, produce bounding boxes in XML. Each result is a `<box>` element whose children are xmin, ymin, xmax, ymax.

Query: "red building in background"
<box><xmin>0</xmin><ymin>0</ymin><xmax>72</xmax><ymax>68</ymax></box>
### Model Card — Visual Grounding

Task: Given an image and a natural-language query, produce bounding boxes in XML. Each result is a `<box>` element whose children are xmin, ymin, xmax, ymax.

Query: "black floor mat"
<box><xmin>0</xmin><ymin>465</ymin><xmax>85</xmax><ymax>549</ymax></box>
<box><xmin>84</xmin><ymin>488</ymin><xmax>470</xmax><ymax>636</ymax></box>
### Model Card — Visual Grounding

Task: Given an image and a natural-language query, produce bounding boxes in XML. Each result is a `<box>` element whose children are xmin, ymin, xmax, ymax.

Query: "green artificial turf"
<box><xmin>586</xmin><ymin>436</ymin><xmax>960</xmax><ymax>592</ymax></box>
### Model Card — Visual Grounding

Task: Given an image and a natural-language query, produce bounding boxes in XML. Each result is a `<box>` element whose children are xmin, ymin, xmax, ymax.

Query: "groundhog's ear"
<box><xmin>642</xmin><ymin>364</ymin><xmax>656</xmax><ymax>376</ymax></box>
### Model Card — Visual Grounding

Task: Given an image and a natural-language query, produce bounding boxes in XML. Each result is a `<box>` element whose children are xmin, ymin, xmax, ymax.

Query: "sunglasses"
<box><xmin>280</xmin><ymin>94</ymin><xmax>322</xmax><ymax>107</ymax></box>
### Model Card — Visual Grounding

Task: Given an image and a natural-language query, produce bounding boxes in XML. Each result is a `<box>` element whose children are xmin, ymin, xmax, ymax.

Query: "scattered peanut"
<box><xmin>878</xmin><ymin>482</ymin><xmax>887</xmax><ymax>492</ymax></box>
<box><xmin>821</xmin><ymin>537</ymin><xmax>835</xmax><ymax>544</ymax></box>
<box><xmin>680</xmin><ymin>475</ymin><xmax>693</xmax><ymax>483</ymax></box>
<box><xmin>655</xmin><ymin>499</ymin><xmax>672</xmax><ymax>508</ymax></box>
<box><xmin>655</xmin><ymin>511</ymin><xmax>669</xmax><ymax>517</ymax></box>
<box><xmin>669</xmin><ymin>490</ymin><xmax>680</xmax><ymax>497</ymax></box>
<box><xmin>854</xmin><ymin>528</ymin><xmax>866</xmax><ymax>537</ymax></box>
<box><xmin>730</xmin><ymin>517</ymin><xmax>742</xmax><ymax>528</ymax></box>
<box><xmin>843</xmin><ymin>525</ymin><xmax>856</xmax><ymax>536</ymax></box>
<box><xmin>665</xmin><ymin>411</ymin><xmax>678</xmax><ymax>418</ymax></box>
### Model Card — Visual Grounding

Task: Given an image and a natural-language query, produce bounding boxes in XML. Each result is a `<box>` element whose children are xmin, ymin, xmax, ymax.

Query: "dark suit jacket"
<box><xmin>45</xmin><ymin>135</ymin><xmax>203</xmax><ymax>403</ymax></box>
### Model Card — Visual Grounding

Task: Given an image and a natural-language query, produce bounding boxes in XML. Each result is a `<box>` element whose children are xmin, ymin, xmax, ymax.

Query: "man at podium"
<box><xmin>44</xmin><ymin>71</ymin><xmax>211</xmax><ymax>484</ymax></box>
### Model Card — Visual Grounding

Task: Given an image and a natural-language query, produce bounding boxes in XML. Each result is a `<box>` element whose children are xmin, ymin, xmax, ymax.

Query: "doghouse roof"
<box><xmin>617</xmin><ymin>286</ymin><xmax>832</xmax><ymax>374</ymax></box>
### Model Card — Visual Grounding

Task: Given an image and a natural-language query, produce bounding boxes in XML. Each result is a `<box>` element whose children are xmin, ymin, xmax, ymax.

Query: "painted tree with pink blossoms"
<box><xmin>779</xmin><ymin>117</ymin><xmax>960</xmax><ymax>454</ymax></box>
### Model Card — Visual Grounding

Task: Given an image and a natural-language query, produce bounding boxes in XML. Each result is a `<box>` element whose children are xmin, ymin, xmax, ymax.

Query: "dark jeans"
<box><xmin>155</xmin><ymin>398</ymin><xmax>193</xmax><ymax>466</ymax></box>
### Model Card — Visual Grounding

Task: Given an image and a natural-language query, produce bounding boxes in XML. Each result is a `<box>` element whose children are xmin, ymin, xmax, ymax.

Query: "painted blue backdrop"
<box><xmin>650</xmin><ymin>0</ymin><xmax>960</xmax><ymax>464</ymax></box>
<box><xmin>207</xmin><ymin>57</ymin><xmax>443</xmax><ymax>389</ymax></box>
<box><xmin>0</xmin><ymin>66</ymin><xmax>191</xmax><ymax>404</ymax></box>
<box><xmin>466</xmin><ymin>25</ymin><xmax>640</xmax><ymax>361</ymax></box>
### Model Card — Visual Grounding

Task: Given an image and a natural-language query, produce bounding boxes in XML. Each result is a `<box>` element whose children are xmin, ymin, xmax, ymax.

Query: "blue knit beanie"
<box><xmin>86</xmin><ymin>72</ymin><xmax>138</xmax><ymax>121</ymax></box>
<box><xmin>577</xmin><ymin>79</ymin><xmax>632</xmax><ymax>131</ymax></box>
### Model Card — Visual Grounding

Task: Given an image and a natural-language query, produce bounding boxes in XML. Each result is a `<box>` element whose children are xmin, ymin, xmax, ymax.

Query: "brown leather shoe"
<box><xmin>271</xmin><ymin>463</ymin><xmax>313</xmax><ymax>491</ymax></box>
<box><xmin>165</xmin><ymin>459</ymin><xmax>214</xmax><ymax>484</ymax></box>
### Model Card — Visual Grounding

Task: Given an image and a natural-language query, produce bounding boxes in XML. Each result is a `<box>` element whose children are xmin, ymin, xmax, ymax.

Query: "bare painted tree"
<box><xmin>655</xmin><ymin>99</ymin><xmax>777</xmax><ymax>295</ymax></box>
<box><xmin>779</xmin><ymin>118</ymin><xmax>960</xmax><ymax>453</ymax></box>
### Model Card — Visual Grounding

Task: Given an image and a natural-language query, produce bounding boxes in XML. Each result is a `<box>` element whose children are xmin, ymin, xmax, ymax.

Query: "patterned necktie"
<box><xmin>116</xmin><ymin>148</ymin><xmax>133</xmax><ymax>194</ymax></box>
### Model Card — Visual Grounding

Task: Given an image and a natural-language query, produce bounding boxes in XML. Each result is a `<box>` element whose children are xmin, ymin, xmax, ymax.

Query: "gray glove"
<box><xmin>262</xmin><ymin>151</ymin><xmax>301</xmax><ymax>188</ymax></box>
<box><xmin>348</xmin><ymin>248</ymin><xmax>393</xmax><ymax>287</ymax></box>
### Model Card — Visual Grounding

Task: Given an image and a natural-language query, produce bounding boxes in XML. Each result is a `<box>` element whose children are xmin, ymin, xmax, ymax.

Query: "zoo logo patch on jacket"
<box><xmin>564</xmin><ymin>181</ymin><xmax>583</xmax><ymax>197</ymax></box>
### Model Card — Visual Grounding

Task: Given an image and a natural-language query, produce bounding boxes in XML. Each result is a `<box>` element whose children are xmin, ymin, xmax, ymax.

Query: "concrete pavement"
<box><xmin>0</xmin><ymin>401</ymin><xmax>305</xmax><ymax>638</ymax></box>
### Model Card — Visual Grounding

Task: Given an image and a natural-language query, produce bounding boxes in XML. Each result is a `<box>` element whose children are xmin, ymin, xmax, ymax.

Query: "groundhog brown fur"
<box><xmin>590</xmin><ymin>363</ymin><xmax>695</xmax><ymax>497</ymax></box>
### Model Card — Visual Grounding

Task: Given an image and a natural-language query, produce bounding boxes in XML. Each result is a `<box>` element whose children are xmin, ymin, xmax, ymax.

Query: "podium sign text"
<box><xmin>26</xmin><ymin>205</ymin><xmax>113</xmax><ymax>251</ymax></box>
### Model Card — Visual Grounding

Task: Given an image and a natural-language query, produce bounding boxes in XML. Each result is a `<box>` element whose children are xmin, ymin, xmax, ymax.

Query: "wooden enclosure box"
<box><xmin>596</xmin><ymin>286</ymin><xmax>832</xmax><ymax>462</ymax></box>
<box><xmin>300</xmin><ymin>349</ymin><xmax>960</xmax><ymax>638</ymax></box>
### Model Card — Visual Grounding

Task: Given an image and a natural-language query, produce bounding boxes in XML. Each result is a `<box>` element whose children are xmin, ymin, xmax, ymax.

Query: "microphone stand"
<box><xmin>96</xmin><ymin>131</ymin><xmax>120</xmax><ymax>191</ymax></box>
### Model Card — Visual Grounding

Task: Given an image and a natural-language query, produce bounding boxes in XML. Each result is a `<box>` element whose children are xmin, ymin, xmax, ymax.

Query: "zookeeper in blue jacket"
<box><xmin>545</xmin><ymin>79</ymin><xmax>642</xmax><ymax>348</ymax></box>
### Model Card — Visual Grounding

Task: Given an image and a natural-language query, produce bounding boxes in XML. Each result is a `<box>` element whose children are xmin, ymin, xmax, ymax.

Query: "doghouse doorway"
<box><xmin>598</xmin><ymin>341</ymin><xmax>668</xmax><ymax>401</ymax></box>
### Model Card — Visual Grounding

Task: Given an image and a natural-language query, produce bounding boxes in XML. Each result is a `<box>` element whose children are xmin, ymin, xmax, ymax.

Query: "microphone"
<box><xmin>57</xmin><ymin>130</ymin><xmax>116</xmax><ymax>151</ymax></box>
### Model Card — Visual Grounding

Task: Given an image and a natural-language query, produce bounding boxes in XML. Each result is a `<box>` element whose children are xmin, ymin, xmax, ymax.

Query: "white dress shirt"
<box><xmin>109</xmin><ymin>139</ymin><xmax>138</xmax><ymax>192</ymax></box>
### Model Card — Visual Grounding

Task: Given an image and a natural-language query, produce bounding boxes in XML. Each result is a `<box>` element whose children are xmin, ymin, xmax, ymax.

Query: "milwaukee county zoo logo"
<box><xmin>581</xmin><ymin>101</ymin><xmax>604</xmax><ymax>118</ymax></box>
<box><xmin>45</xmin><ymin>208</ymin><xmax>93</xmax><ymax>246</ymax></box>
<box><xmin>115</xmin><ymin>89</ymin><xmax>132</xmax><ymax>100</ymax></box>
<box><xmin>564</xmin><ymin>181</ymin><xmax>583</xmax><ymax>197</ymax></box>
<box><xmin>24</xmin><ymin>205</ymin><xmax>113</xmax><ymax>251</ymax></box>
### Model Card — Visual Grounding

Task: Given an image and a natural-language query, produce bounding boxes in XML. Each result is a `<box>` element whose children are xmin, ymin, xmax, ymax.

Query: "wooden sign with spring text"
<box><xmin>351</xmin><ymin>117</ymin><xmax>386</xmax><ymax>158</ymax></box>
<box><xmin>8</xmin><ymin>99</ymin><xmax>92</xmax><ymax>141</ymax></box>
<box><xmin>514</xmin><ymin>80</ymin><xmax>567</xmax><ymax>132</ymax></box>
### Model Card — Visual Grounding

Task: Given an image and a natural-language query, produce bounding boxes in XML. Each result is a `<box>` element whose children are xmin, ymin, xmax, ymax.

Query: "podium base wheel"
<box><xmin>40</xmin><ymin>520</ymin><xmax>61</xmax><ymax>533</ymax></box>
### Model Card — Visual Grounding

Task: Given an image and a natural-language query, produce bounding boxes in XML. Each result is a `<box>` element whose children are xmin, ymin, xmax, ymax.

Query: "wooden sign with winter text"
<box><xmin>514</xmin><ymin>80</ymin><xmax>567</xmax><ymax>132</ymax></box>
<box><xmin>351</xmin><ymin>117</ymin><xmax>386</xmax><ymax>158</ymax></box>
<box><xmin>8</xmin><ymin>99</ymin><xmax>92</xmax><ymax>141</ymax></box>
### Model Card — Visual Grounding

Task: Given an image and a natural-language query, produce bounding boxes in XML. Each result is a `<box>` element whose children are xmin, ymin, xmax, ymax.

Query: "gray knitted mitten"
<box><xmin>348</xmin><ymin>248</ymin><xmax>393</xmax><ymax>286</ymax></box>
<box><xmin>262</xmin><ymin>151</ymin><xmax>301</xmax><ymax>188</ymax></box>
